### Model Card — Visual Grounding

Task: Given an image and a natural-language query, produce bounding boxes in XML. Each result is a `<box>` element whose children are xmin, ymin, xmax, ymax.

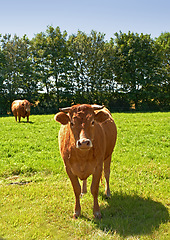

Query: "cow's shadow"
<box><xmin>86</xmin><ymin>192</ymin><xmax>169</xmax><ymax>237</ymax></box>
<box><xmin>18</xmin><ymin>121</ymin><xmax>34</xmax><ymax>124</ymax></box>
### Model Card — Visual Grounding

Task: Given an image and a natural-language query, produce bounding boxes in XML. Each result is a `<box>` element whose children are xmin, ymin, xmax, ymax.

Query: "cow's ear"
<box><xmin>54</xmin><ymin>112</ymin><xmax>70</xmax><ymax>125</ymax></box>
<box><xmin>94</xmin><ymin>111</ymin><xmax>109</xmax><ymax>123</ymax></box>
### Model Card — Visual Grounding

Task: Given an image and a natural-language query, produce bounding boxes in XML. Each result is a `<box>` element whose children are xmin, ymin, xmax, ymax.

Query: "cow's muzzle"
<box><xmin>76</xmin><ymin>138</ymin><xmax>92</xmax><ymax>150</ymax></box>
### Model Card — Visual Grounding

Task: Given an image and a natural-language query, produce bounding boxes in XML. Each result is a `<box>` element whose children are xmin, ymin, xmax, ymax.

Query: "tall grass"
<box><xmin>0</xmin><ymin>112</ymin><xmax>169</xmax><ymax>239</ymax></box>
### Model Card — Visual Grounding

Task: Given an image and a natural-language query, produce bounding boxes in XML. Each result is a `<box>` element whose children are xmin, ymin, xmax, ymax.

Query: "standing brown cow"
<box><xmin>54</xmin><ymin>104</ymin><xmax>117</xmax><ymax>219</ymax></box>
<box><xmin>11</xmin><ymin>99</ymin><xmax>33</xmax><ymax>122</ymax></box>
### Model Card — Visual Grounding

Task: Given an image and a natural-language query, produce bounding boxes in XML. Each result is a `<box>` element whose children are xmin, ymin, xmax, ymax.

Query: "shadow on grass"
<box><xmin>19</xmin><ymin>121</ymin><xmax>34</xmax><ymax>124</ymax></box>
<box><xmin>92</xmin><ymin>192</ymin><xmax>169</xmax><ymax>237</ymax></box>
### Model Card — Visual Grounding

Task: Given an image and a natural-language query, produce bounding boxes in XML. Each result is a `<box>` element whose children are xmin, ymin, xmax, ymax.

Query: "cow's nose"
<box><xmin>76</xmin><ymin>138</ymin><xmax>92</xmax><ymax>149</ymax></box>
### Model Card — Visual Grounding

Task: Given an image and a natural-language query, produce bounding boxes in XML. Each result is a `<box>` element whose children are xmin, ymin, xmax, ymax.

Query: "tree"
<box><xmin>0</xmin><ymin>43</ymin><xmax>7</xmax><ymax>114</ymax></box>
<box><xmin>156</xmin><ymin>32</ymin><xmax>170</xmax><ymax>110</ymax></box>
<box><xmin>68</xmin><ymin>31</ymin><xmax>90</xmax><ymax>103</ymax></box>
<box><xmin>113</xmin><ymin>31</ymin><xmax>162</xmax><ymax>110</ymax></box>
<box><xmin>1</xmin><ymin>34</ymin><xmax>19</xmax><ymax>107</ymax></box>
<box><xmin>85</xmin><ymin>30</ymin><xmax>114</xmax><ymax>104</ymax></box>
<box><xmin>31</xmin><ymin>32</ymin><xmax>52</xmax><ymax>101</ymax></box>
<box><xmin>32</xmin><ymin>26</ymin><xmax>71</xmax><ymax>110</ymax></box>
<box><xmin>68</xmin><ymin>31</ymin><xmax>114</xmax><ymax>105</ymax></box>
<box><xmin>16</xmin><ymin>35</ymin><xmax>38</xmax><ymax>101</ymax></box>
<box><xmin>45</xmin><ymin>26</ymin><xmax>69</xmax><ymax>107</ymax></box>
<box><xmin>0</xmin><ymin>28</ymin><xmax>169</xmax><ymax>114</ymax></box>
<box><xmin>1</xmin><ymin>34</ymin><xmax>38</xmax><ymax>112</ymax></box>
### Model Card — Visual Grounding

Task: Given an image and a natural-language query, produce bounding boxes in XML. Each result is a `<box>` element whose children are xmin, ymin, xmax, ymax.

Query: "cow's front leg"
<box><xmin>91</xmin><ymin>165</ymin><xmax>102</xmax><ymax>219</ymax></box>
<box><xmin>65</xmin><ymin>167</ymin><xmax>81</xmax><ymax>219</ymax></box>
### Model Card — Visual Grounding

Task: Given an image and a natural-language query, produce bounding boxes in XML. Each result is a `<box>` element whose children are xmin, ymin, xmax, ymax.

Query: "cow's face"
<box><xmin>55</xmin><ymin>104</ymin><xmax>109</xmax><ymax>151</ymax></box>
<box><xmin>22</xmin><ymin>100</ymin><xmax>33</xmax><ymax>112</ymax></box>
<box><xmin>70</xmin><ymin>107</ymin><xmax>95</xmax><ymax>150</ymax></box>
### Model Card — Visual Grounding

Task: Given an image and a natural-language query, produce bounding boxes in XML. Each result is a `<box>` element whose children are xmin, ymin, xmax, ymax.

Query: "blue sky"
<box><xmin>0</xmin><ymin>0</ymin><xmax>169</xmax><ymax>40</ymax></box>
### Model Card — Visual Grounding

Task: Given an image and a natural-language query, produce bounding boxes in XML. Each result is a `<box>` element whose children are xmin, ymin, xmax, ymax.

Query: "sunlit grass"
<box><xmin>0</xmin><ymin>112</ymin><xmax>169</xmax><ymax>239</ymax></box>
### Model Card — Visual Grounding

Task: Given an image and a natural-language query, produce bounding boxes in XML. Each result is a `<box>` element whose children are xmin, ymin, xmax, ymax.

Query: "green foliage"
<box><xmin>155</xmin><ymin>32</ymin><xmax>170</xmax><ymax>109</ymax></box>
<box><xmin>0</xmin><ymin>28</ymin><xmax>170</xmax><ymax>114</ymax></box>
<box><xmin>113</xmin><ymin>31</ymin><xmax>163</xmax><ymax>109</ymax></box>
<box><xmin>0</xmin><ymin>48</ymin><xmax>6</xmax><ymax>113</ymax></box>
<box><xmin>31</xmin><ymin>26</ymin><xmax>70</xmax><ymax>112</ymax></box>
<box><xmin>67</xmin><ymin>30</ymin><xmax>113</xmax><ymax>104</ymax></box>
<box><xmin>0</xmin><ymin>112</ymin><xmax>169</xmax><ymax>239</ymax></box>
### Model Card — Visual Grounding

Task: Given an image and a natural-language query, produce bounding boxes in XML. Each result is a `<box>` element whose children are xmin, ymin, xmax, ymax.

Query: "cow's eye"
<box><xmin>70</xmin><ymin>121</ymin><xmax>74</xmax><ymax>127</ymax></box>
<box><xmin>91</xmin><ymin>120</ymin><xmax>95</xmax><ymax>126</ymax></box>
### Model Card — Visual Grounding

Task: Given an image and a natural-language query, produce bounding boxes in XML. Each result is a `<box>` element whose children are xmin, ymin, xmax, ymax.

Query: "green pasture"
<box><xmin>0</xmin><ymin>112</ymin><xmax>169</xmax><ymax>239</ymax></box>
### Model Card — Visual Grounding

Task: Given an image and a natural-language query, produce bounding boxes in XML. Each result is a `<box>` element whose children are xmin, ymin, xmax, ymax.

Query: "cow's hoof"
<box><xmin>80</xmin><ymin>193</ymin><xmax>84</xmax><ymax>198</ymax></box>
<box><xmin>73</xmin><ymin>214</ymin><xmax>78</xmax><ymax>219</ymax></box>
<box><xmin>81</xmin><ymin>190</ymin><xmax>87</xmax><ymax>194</ymax></box>
<box><xmin>94</xmin><ymin>211</ymin><xmax>102</xmax><ymax>220</ymax></box>
<box><xmin>105</xmin><ymin>192</ymin><xmax>111</xmax><ymax>199</ymax></box>
<box><xmin>73</xmin><ymin>212</ymin><xmax>80</xmax><ymax>219</ymax></box>
<box><xmin>105</xmin><ymin>189</ymin><xmax>111</xmax><ymax>198</ymax></box>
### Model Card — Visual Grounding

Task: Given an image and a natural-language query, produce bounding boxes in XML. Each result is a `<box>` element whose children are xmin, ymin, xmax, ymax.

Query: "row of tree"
<box><xmin>0</xmin><ymin>26</ymin><xmax>169</xmax><ymax>114</ymax></box>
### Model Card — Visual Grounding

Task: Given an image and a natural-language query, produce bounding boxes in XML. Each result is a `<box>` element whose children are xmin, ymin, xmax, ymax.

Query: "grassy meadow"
<box><xmin>0</xmin><ymin>112</ymin><xmax>169</xmax><ymax>240</ymax></box>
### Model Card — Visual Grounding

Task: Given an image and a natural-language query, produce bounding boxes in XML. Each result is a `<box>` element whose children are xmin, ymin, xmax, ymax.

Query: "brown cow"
<box><xmin>54</xmin><ymin>104</ymin><xmax>117</xmax><ymax>219</ymax></box>
<box><xmin>11</xmin><ymin>99</ymin><xmax>33</xmax><ymax>122</ymax></box>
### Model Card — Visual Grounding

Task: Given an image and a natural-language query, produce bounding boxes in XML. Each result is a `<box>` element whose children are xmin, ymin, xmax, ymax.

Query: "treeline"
<box><xmin>0</xmin><ymin>26</ymin><xmax>169</xmax><ymax>114</ymax></box>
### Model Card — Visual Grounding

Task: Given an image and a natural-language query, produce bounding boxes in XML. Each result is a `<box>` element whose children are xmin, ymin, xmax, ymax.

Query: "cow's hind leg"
<box><xmin>18</xmin><ymin>115</ymin><xmax>21</xmax><ymax>123</ymax></box>
<box><xmin>81</xmin><ymin>180</ymin><xmax>87</xmax><ymax>194</ymax></box>
<box><xmin>104</xmin><ymin>155</ymin><xmax>111</xmax><ymax>197</ymax></box>
<box><xmin>91</xmin><ymin>165</ymin><xmax>102</xmax><ymax>219</ymax></box>
<box><xmin>27</xmin><ymin>115</ymin><xmax>29</xmax><ymax>123</ymax></box>
<box><xmin>65</xmin><ymin>167</ymin><xmax>81</xmax><ymax>219</ymax></box>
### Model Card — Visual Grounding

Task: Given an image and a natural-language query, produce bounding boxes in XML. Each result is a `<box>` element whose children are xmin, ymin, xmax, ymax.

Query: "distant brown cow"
<box><xmin>11</xmin><ymin>100</ymin><xmax>33</xmax><ymax>122</ymax></box>
<box><xmin>54</xmin><ymin>104</ymin><xmax>117</xmax><ymax>219</ymax></box>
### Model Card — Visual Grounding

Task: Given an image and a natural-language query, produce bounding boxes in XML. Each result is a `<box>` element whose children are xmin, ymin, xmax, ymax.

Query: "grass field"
<box><xmin>0</xmin><ymin>112</ymin><xmax>169</xmax><ymax>240</ymax></box>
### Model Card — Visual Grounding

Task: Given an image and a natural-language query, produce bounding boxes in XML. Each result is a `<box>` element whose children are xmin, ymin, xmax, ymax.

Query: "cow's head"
<box><xmin>22</xmin><ymin>100</ymin><xmax>33</xmax><ymax>112</ymax></box>
<box><xmin>54</xmin><ymin>104</ymin><xmax>110</xmax><ymax>151</ymax></box>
